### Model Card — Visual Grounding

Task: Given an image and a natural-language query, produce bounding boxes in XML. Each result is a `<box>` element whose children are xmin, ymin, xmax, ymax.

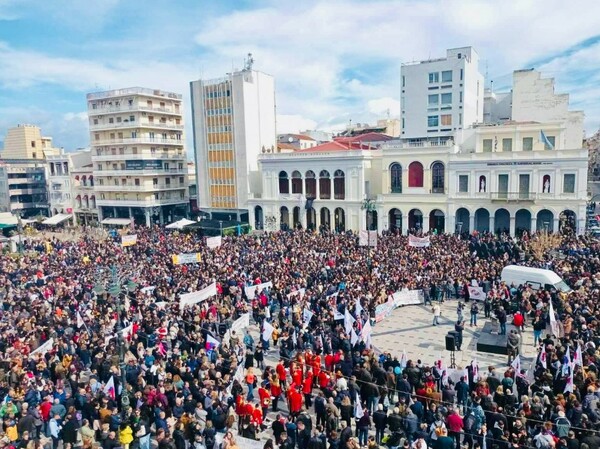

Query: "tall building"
<box><xmin>190</xmin><ymin>57</ymin><xmax>276</xmax><ymax>220</ymax></box>
<box><xmin>70</xmin><ymin>150</ymin><xmax>98</xmax><ymax>226</ymax></box>
<box><xmin>1</xmin><ymin>124</ymin><xmax>60</xmax><ymax>159</ymax></box>
<box><xmin>401</xmin><ymin>47</ymin><xmax>484</xmax><ymax>140</ymax></box>
<box><xmin>86</xmin><ymin>87</ymin><xmax>189</xmax><ymax>226</ymax></box>
<box><xmin>0</xmin><ymin>160</ymin><xmax>49</xmax><ymax>217</ymax></box>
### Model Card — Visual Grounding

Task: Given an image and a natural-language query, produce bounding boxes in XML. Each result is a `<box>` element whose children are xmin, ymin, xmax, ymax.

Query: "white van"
<box><xmin>501</xmin><ymin>265</ymin><xmax>571</xmax><ymax>292</ymax></box>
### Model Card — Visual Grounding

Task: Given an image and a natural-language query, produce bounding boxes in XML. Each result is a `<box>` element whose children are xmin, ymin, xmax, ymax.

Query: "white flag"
<box><xmin>549</xmin><ymin>301</ymin><xmax>560</xmax><ymax>338</ymax></box>
<box><xmin>77</xmin><ymin>312</ymin><xmax>85</xmax><ymax>329</ymax></box>
<box><xmin>574</xmin><ymin>344</ymin><xmax>583</xmax><ymax>367</ymax></box>
<box><xmin>103</xmin><ymin>376</ymin><xmax>115</xmax><ymax>399</ymax></box>
<box><xmin>564</xmin><ymin>362</ymin><xmax>574</xmax><ymax>393</ymax></box>
<box><xmin>361</xmin><ymin>320</ymin><xmax>372</xmax><ymax>348</ymax></box>
<box><xmin>355</xmin><ymin>398</ymin><xmax>365</xmax><ymax>419</ymax></box>
<box><xmin>262</xmin><ymin>321</ymin><xmax>274</xmax><ymax>342</ymax></box>
<box><xmin>539</xmin><ymin>345</ymin><xmax>547</xmax><ymax>369</ymax></box>
<box><xmin>344</xmin><ymin>308</ymin><xmax>355</xmax><ymax>335</ymax></box>
<box><xmin>511</xmin><ymin>355</ymin><xmax>521</xmax><ymax>374</ymax></box>
<box><xmin>206</xmin><ymin>334</ymin><xmax>220</xmax><ymax>350</ymax></box>
<box><xmin>351</xmin><ymin>329</ymin><xmax>359</xmax><ymax>346</ymax></box>
<box><xmin>333</xmin><ymin>310</ymin><xmax>345</xmax><ymax>320</ymax></box>
<box><xmin>471</xmin><ymin>360</ymin><xmax>479</xmax><ymax>382</ymax></box>
<box><xmin>355</xmin><ymin>300</ymin><xmax>363</xmax><ymax>317</ymax></box>
<box><xmin>303</xmin><ymin>308</ymin><xmax>314</xmax><ymax>324</ymax></box>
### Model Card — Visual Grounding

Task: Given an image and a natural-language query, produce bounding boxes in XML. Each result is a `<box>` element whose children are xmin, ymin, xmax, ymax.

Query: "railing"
<box><xmin>90</xmin><ymin>121</ymin><xmax>184</xmax><ymax>131</ymax></box>
<box><xmin>96</xmin><ymin>197</ymin><xmax>189</xmax><ymax>207</ymax></box>
<box><xmin>491</xmin><ymin>191</ymin><xmax>534</xmax><ymax>201</ymax></box>
<box><xmin>93</xmin><ymin>152</ymin><xmax>186</xmax><ymax>161</ymax></box>
<box><xmin>94</xmin><ymin>184</ymin><xmax>186</xmax><ymax>192</ymax></box>
<box><xmin>87</xmin><ymin>87</ymin><xmax>182</xmax><ymax>100</ymax></box>
<box><xmin>93</xmin><ymin>137</ymin><xmax>183</xmax><ymax>146</ymax></box>
<box><xmin>93</xmin><ymin>168</ymin><xmax>187</xmax><ymax>176</ymax></box>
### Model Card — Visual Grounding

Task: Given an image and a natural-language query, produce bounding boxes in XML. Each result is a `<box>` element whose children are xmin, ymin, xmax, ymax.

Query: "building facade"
<box><xmin>71</xmin><ymin>153</ymin><xmax>98</xmax><ymax>226</ymax></box>
<box><xmin>1</xmin><ymin>124</ymin><xmax>60</xmax><ymax>160</ymax></box>
<box><xmin>87</xmin><ymin>87</ymin><xmax>189</xmax><ymax>226</ymax></box>
<box><xmin>190</xmin><ymin>61</ymin><xmax>276</xmax><ymax>220</ymax></box>
<box><xmin>0</xmin><ymin>160</ymin><xmax>49</xmax><ymax>218</ymax></box>
<box><xmin>401</xmin><ymin>47</ymin><xmax>484</xmax><ymax>140</ymax></box>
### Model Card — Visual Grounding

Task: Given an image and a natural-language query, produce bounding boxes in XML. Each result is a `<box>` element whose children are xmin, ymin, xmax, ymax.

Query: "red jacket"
<box><xmin>288</xmin><ymin>390</ymin><xmax>303</xmax><ymax>413</ymax></box>
<box><xmin>302</xmin><ymin>374</ymin><xmax>313</xmax><ymax>394</ymax></box>
<box><xmin>292</xmin><ymin>369</ymin><xmax>303</xmax><ymax>386</ymax></box>
<box><xmin>40</xmin><ymin>401</ymin><xmax>52</xmax><ymax>421</ymax></box>
<box><xmin>276</xmin><ymin>363</ymin><xmax>286</xmax><ymax>381</ymax></box>
<box><xmin>447</xmin><ymin>413</ymin><xmax>463</xmax><ymax>433</ymax></box>
<box><xmin>258</xmin><ymin>387</ymin><xmax>271</xmax><ymax>408</ymax></box>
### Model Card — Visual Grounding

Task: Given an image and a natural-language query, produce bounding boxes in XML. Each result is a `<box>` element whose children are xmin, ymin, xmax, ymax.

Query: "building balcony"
<box><xmin>10</xmin><ymin>202</ymin><xmax>50</xmax><ymax>210</ymax></box>
<box><xmin>90</xmin><ymin>121</ymin><xmax>184</xmax><ymax>131</ymax></box>
<box><xmin>88</xmin><ymin>104</ymin><xmax>182</xmax><ymax>117</ymax></box>
<box><xmin>8</xmin><ymin>187</ymin><xmax>46</xmax><ymax>195</ymax></box>
<box><xmin>92</xmin><ymin>137</ymin><xmax>183</xmax><ymax>147</ymax></box>
<box><xmin>93</xmin><ymin>168</ymin><xmax>187</xmax><ymax>176</ymax></box>
<box><xmin>94</xmin><ymin>184</ymin><xmax>187</xmax><ymax>192</ymax></box>
<box><xmin>92</xmin><ymin>152</ymin><xmax>186</xmax><ymax>161</ymax></box>
<box><xmin>95</xmin><ymin>196</ymin><xmax>189</xmax><ymax>207</ymax></box>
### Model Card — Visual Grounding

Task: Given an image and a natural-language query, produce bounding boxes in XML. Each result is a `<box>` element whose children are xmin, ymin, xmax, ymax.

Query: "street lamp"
<box><xmin>15</xmin><ymin>211</ymin><xmax>23</xmax><ymax>255</ymax></box>
<box><xmin>361</xmin><ymin>198</ymin><xmax>377</xmax><ymax>268</ymax></box>
<box><xmin>219</xmin><ymin>220</ymin><xmax>223</xmax><ymax>236</ymax></box>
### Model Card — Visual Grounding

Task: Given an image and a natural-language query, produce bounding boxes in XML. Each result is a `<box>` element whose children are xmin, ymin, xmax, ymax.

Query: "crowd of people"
<box><xmin>0</xmin><ymin>225</ymin><xmax>599</xmax><ymax>449</ymax></box>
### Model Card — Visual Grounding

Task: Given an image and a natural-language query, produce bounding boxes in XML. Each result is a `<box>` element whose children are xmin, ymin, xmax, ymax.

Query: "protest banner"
<box><xmin>30</xmin><ymin>338</ymin><xmax>54</xmax><ymax>357</ymax></box>
<box><xmin>467</xmin><ymin>285</ymin><xmax>486</xmax><ymax>301</ymax></box>
<box><xmin>392</xmin><ymin>289</ymin><xmax>422</xmax><ymax>307</ymax></box>
<box><xmin>375</xmin><ymin>299</ymin><xmax>395</xmax><ymax>323</ymax></box>
<box><xmin>358</xmin><ymin>230</ymin><xmax>378</xmax><ymax>247</ymax></box>
<box><xmin>180</xmin><ymin>282</ymin><xmax>217</xmax><ymax>308</ymax></box>
<box><xmin>206</xmin><ymin>236</ymin><xmax>222</xmax><ymax>249</ymax></box>
<box><xmin>408</xmin><ymin>234</ymin><xmax>430</xmax><ymax>247</ymax></box>
<box><xmin>121</xmin><ymin>234</ymin><xmax>138</xmax><ymax>247</ymax></box>
<box><xmin>172</xmin><ymin>253</ymin><xmax>202</xmax><ymax>265</ymax></box>
<box><xmin>244</xmin><ymin>281</ymin><xmax>273</xmax><ymax>299</ymax></box>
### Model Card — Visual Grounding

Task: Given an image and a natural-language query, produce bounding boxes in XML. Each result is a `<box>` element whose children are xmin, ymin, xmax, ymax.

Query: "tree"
<box><xmin>528</xmin><ymin>230</ymin><xmax>562</xmax><ymax>261</ymax></box>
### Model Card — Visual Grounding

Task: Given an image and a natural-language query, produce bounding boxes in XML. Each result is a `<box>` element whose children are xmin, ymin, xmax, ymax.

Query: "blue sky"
<box><xmin>0</xmin><ymin>0</ymin><xmax>599</xmax><ymax>152</ymax></box>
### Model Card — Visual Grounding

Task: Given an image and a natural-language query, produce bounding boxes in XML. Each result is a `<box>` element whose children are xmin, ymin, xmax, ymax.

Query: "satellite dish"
<box><xmin>288</xmin><ymin>137</ymin><xmax>293</xmax><ymax>143</ymax></box>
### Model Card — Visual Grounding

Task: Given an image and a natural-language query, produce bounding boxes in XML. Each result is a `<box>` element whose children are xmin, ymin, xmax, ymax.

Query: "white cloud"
<box><xmin>276</xmin><ymin>114</ymin><xmax>318</xmax><ymax>134</ymax></box>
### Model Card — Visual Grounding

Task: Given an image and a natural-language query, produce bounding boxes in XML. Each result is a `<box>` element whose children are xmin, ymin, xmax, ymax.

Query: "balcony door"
<box><xmin>498</xmin><ymin>174</ymin><xmax>508</xmax><ymax>199</ymax></box>
<box><xmin>519</xmin><ymin>174</ymin><xmax>530</xmax><ymax>199</ymax></box>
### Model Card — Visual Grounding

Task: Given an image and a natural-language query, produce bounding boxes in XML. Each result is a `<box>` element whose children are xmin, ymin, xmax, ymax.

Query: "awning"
<box><xmin>0</xmin><ymin>213</ymin><xmax>35</xmax><ymax>228</ymax></box>
<box><xmin>42</xmin><ymin>213</ymin><xmax>72</xmax><ymax>226</ymax></box>
<box><xmin>165</xmin><ymin>218</ymin><xmax>195</xmax><ymax>229</ymax></box>
<box><xmin>101</xmin><ymin>218</ymin><xmax>131</xmax><ymax>226</ymax></box>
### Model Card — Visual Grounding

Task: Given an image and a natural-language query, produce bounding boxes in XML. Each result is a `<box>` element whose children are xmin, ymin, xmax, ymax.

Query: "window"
<box><xmin>134</xmin><ymin>179</ymin><xmax>140</xmax><ymax>186</ymax></box>
<box><xmin>563</xmin><ymin>174</ymin><xmax>575</xmax><ymax>193</ymax></box>
<box><xmin>441</xmin><ymin>93</ymin><xmax>452</xmax><ymax>105</ymax></box>
<box><xmin>390</xmin><ymin>163</ymin><xmax>402</xmax><ymax>193</ymax></box>
<box><xmin>109</xmin><ymin>118</ymin><xmax>114</xmax><ymax>124</ymax></box>
<box><xmin>402</xmin><ymin>76</ymin><xmax>405</xmax><ymax>87</ymax></box>
<box><xmin>522</xmin><ymin>137</ymin><xmax>533</xmax><ymax>151</ymax></box>
<box><xmin>545</xmin><ymin>136</ymin><xmax>556</xmax><ymax>150</ymax></box>
<box><xmin>305</xmin><ymin>170</ymin><xmax>316</xmax><ymax>199</ymax></box>
<box><xmin>428</xmin><ymin>72</ymin><xmax>439</xmax><ymax>83</ymax></box>
<box><xmin>153</xmin><ymin>178</ymin><xmax>158</xmax><ymax>186</ymax></box>
<box><xmin>502</xmin><ymin>138</ymin><xmax>513</xmax><ymax>152</ymax></box>
<box><xmin>408</xmin><ymin>162</ymin><xmax>424</xmax><ymax>187</ymax></box>
<box><xmin>334</xmin><ymin>170</ymin><xmax>345</xmax><ymax>199</ymax></box>
<box><xmin>459</xmin><ymin>92</ymin><xmax>463</xmax><ymax>103</ymax></box>
<box><xmin>441</xmin><ymin>114</ymin><xmax>452</xmax><ymax>126</ymax></box>
<box><xmin>460</xmin><ymin>69</ymin><xmax>463</xmax><ymax>81</ymax></box>
<box><xmin>93</xmin><ymin>119</ymin><xmax>98</xmax><ymax>125</ymax></box>
<box><xmin>428</xmin><ymin>94</ymin><xmax>439</xmax><ymax>106</ymax></box>
<box><xmin>427</xmin><ymin>115</ymin><xmax>439</xmax><ymax>127</ymax></box>
<box><xmin>441</xmin><ymin>70</ymin><xmax>453</xmax><ymax>82</ymax></box>
<box><xmin>116</xmin><ymin>117</ymin><xmax>121</xmax><ymax>123</ymax></box>
<box><xmin>319</xmin><ymin>170</ymin><xmax>331</xmax><ymax>199</ymax></box>
<box><xmin>291</xmin><ymin>171</ymin><xmax>302</xmax><ymax>194</ymax></box>
<box><xmin>431</xmin><ymin>162</ymin><xmax>445</xmax><ymax>193</ymax></box>
<box><xmin>482</xmin><ymin>139</ymin><xmax>493</xmax><ymax>152</ymax></box>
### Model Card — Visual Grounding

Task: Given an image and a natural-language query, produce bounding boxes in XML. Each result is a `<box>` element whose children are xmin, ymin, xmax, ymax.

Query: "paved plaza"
<box><xmin>371</xmin><ymin>298</ymin><xmax>536</xmax><ymax>370</ymax></box>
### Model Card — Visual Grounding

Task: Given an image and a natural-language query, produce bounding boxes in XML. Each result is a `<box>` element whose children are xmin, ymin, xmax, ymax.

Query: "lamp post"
<box><xmin>219</xmin><ymin>220</ymin><xmax>223</xmax><ymax>236</ymax></box>
<box><xmin>15</xmin><ymin>211</ymin><xmax>23</xmax><ymax>255</ymax></box>
<box><xmin>361</xmin><ymin>198</ymin><xmax>376</xmax><ymax>269</ymax></box>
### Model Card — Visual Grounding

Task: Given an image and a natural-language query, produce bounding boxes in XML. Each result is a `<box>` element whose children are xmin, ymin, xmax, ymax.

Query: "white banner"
<box><xmin>262</xmin><ymin>321</ymin><xmax>274</xmax><ymax>342</ymax></box>
<box><xmin>303</xmin><ymin>308</ymin><xmax>314</xmax><ymax>323</ymax></box>
<box><xmin>467</xmin><ymin>286</ymin><xmax>486</xmax><ymax>301</ymax></box>
<box><xmin>408</xmin><ymin>234</ymin><xmax>430</xmax><ymax>247</ymax></box>
<box><xmin>231</xmin><ymin>313</ymin><xmax>250</xmax><ymax>334</ymax></box>
<box><xmin>236</xmin><ymin>436</ymin><xmax>264</xmax><ymax>449</ymax></box>
<box><xmin>391</xmin><ymin>289</ymin><xmax>422</xmax><ymax>307</ymax></box>
<box><xmin>206</xmin><ymin>236</ymin><xmax>222</xmax><ymax>249</ymax></box>
<box><xmin>30</xmin><ymin>338</ymin><xmax>54</xmax><ymax>357</ymax></box>
<box><xmin>358</xmin><ymin>230</ymin><xmax>378</xmax><ymax>247</ymax></box>
<box><xmin>180</xmin><ymin>282</ymin><xmax>218</xmax><ymax>308</ymax></box>
<box><xmin>121</xmin><ymin>234</ymin><xmax>138</xmax><ymax>247</ymax></box>
<box><xmin>244</xmin><ymin>281</ymin><xmax>273</xmax><ymax>299</ymax></box>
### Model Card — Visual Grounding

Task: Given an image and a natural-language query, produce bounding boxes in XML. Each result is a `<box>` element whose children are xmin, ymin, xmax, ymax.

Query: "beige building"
<box><xmin>1</xmin><ymin>124</ymin><xmax>60</xmax><ymax>159</ymax></box>
<box><xmin>87</xmin><ymin>87</ymin><xmax>189</xmax><ymax>226</ymax></box>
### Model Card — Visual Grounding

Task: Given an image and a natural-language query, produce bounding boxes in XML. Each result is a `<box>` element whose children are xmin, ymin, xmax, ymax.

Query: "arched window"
<box><xmin>319</xmin><ymin>170</ymin><xmax>331</xmax><ymax>199</ymax></box>
<box><xmin>278</xmin><ymin>171</ymin><xmax>289</xmax><ymax>194</ymax></box>
<box><xmin>390</xmin><ymin>163</ymin><xmax>402</xmax><ymax>193</ymax></box>
<box><xmin>408</xmin><ymin>162</ymin><xmax>424</xmax><ymax>187</ymax></box>
<box><xmin>291</xmin><ymin>170</ymin><xmax>302</xmax><ymax>194</ymax></box>
<box><xmin>431</xmin><ymin>161</ymin><xmax>445</xmax><ymax>193</ymax></box>
<box><xmin>334</xmin><ymin>170</ymin><xmax>345</xmax><ymax>200</ymax></box>
<box><xmin>305</xmin><ymin>170</ymin><xmax>316</xmax><ymax>199</ymax></box>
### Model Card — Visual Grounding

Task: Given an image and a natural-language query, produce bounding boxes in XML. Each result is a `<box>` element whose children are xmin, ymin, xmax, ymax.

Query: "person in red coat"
<box><xmin>318</xmin><ymin>370</ymin><xmax>330</xmax><ymax>389</ymax></box>
<box><xmin>311</xmin><ymin>354</ymin><xmax>321</xmax><ymax>386</ymax></box>
<box><xmin>258</xmin><ymin>384</ymin><xmax>271</xmax><ymax>419</ymax></box>
<box><xmin>292</xmin><ymin>367</ymin><xmax>303</xmax><ymax>387</ymax></box>
<box><xmin>270</xmin><ymin>373</ymin><xmax>282</xmax><ymax>411</ymax></box>
<box><xmin>251</xmin><ymin>404</ymin><xmax>263</xmax><ymax>428</ymax></box>
<box><xmin>276</xmin><ymin>360</ymin><xmax>287</xmax><ymax>387</ymax></box>
<box><xmin>324</xmin><ymin>353</ymin><xmax>334</xmax><ymax>372</ymax></box>
<box><xmin>302</xmin><ymin>370</ymin><xmax>313</xmax><ymax>407</ymax></box>
<box><xmin>288</xmin><ymin>386</ymin><xmax>303</xmax><ymax>417</ymax></box>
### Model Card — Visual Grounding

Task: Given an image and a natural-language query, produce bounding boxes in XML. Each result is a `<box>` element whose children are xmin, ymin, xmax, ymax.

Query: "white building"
<box><xmin>71</xmin><ymin>151</ymin><xmax>98</xmax><ymax>226</ymax></box>
<box><xmin>190</xmin><ymin>57</ymin><xmax>276</xmax><ymax>220</ymax></box>
<box><xmin>401</xmin><ymin>47</ymin><xmax>484</xmax><ymax>140</ymax></box>
<box><xmin>249</xmin><ymin>70</ymin><xmax>587</xmax><ymax>236</ymax></box>
<box><xmin>87</xmin><ymin>87</ymin><xmax>189</xmax><ymax>226</ymax></box>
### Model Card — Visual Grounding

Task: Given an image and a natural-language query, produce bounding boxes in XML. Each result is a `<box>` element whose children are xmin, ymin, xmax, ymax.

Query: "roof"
<box><xmin>42</xmin><ymin>213</ymin><xmax>72</xmax><ymax>226</ymax></box>
<box><xmin>294</xmin><ymin>141</ymin><xmax>360</xmax><ymax>153</ymax></box>
<box><xmin>101</xmin><ymin>218</ymin><xmax>132</xmax><ymax>226</ymax></box>
<box><xmin>334</xmin><ymin>132</ymin><xmax>393</xmax><ymax>143</ymax></box>
<box><xmin>280</xmin><ymin>133</ymin><xmax>315</xmax><ymax>142</ymax></box>
<box><xmin>277</xmin><ymin>143</ymin><xmax>297</xmax><ymax>150</ymax></box>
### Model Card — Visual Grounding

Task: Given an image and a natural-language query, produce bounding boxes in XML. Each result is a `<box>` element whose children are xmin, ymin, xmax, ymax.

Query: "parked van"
<box><xmin>501</xmin><ymin>265</ymin><xmax>571</xmax><ymax>292</ymax></box>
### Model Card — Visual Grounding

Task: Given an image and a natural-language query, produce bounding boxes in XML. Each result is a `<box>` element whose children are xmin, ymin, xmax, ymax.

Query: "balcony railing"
<box><xmin>92</xmin><ymin>152</ymin><xmax>186</xmax><ymax>161</ymax></box>
<box><xmin>90</xmin><ymin>121</ymin><xmax>184</xmax><ymax>131</ymax></box>
<box><xmin>88</xmin><ymin>104</ymin><xmax>181</xmax><ymax>116</ymax></box>
<box><xmin>94</xmin><ymin>183</ymin><xmax>187</xmax><ymax>192</ymax></box>
<box><xmin>93</xmin><ymin>168</ymin><xmax>187</xmax><ymax>176</ymax></box>
<box><xmin>92</xmin><ymin>137</ymin><xmax>183</xmax><ymax>146</ymax></box>
<box><xmin>96</xmin><ymin>197</ymin><xmax>189</xmax><ymax>207</ymax></box>
<box><xmin>490</xmin><ymin>191</ymin><xmax>534</xmax><ymax>201</ymax></box>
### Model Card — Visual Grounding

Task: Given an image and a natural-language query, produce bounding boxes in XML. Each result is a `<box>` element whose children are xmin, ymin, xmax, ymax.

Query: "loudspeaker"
<box><xmin>445</xmin><ymin>334</ymin><xmax>456</xmax><ymax>351</ymax></box>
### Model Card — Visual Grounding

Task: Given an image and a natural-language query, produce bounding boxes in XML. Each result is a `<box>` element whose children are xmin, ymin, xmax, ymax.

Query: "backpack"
<box><xmin>464</xmin><ymin>413</ymin><xmax>476</xmax><ymax>431</ymax></box>
<box><xmin>555</xmin><ymin>416</ymin><xmax>570</xmax><ymax>437</ymax></box>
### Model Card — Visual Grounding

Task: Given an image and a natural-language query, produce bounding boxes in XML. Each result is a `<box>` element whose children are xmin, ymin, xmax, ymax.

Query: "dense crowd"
<box><xmin>0</xmin><ymin>226</ymin><xmax>600</xmax><ymax>449</ymax></box>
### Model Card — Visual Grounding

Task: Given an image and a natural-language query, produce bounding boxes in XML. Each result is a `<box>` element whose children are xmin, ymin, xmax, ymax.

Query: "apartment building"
<box><xmin>401</xmin><ymin>47</ymin><xmax>484</xmax><ymax>140</ymax></box>
<box><xmin>190</xmin><ymin>57</ymin><xmax>276</xmax><ymax>220</ymax></box>
<box><xmin>87</xmin><ymin>87</ymin><xmax>189</xmax><ymax>226</ymax></box>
